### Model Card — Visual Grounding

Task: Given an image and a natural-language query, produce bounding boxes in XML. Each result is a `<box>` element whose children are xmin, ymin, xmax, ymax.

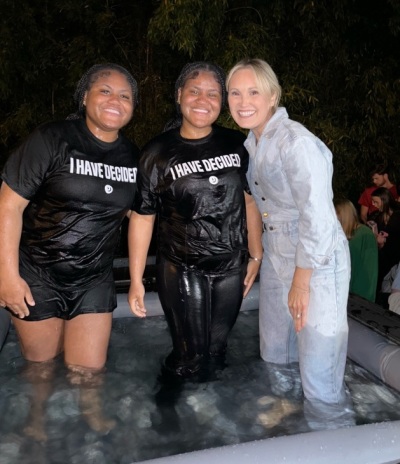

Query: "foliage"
<box><xmin>0</xmin><ymin>0</ymin><xmax>399</xmax><ymax>201</ymax></box>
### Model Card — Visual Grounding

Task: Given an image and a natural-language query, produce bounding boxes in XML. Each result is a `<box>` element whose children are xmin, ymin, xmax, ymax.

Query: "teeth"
<box><xmin>193</xmin><ymin>108</ymin><xmax>208</xmax><ymax>114</ymax></box>
<box><xmin>105</xmin><ymin>108</ymin><xmax>120</xmax><ymax>115</ymax></box>
<box><xmin>238</xmin><ymin>110</ymin><xmax>255</xmax><ymax>117</ymax></box>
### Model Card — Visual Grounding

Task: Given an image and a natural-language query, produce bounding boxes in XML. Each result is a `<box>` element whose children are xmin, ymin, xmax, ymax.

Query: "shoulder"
<box><xmin>213</xmin><ymin>125</ymin><xmax>246</xmax><ymax>141</ymax></box>
<box><xmin>119</xmin><ymin>132</ymin><xmax>140</xmax><ymax>156</ymax></box>
<box><xmin>355</xmin><ymin>224</ymin><xmax>375</xmax><ymax>238</ymax></box>
<box><xmin>140</xmin><ymin>129</ymin><xmax>177</xmax><ymax>154</ymax></box>
<box><xmin>22</xmin><ymin>120</ymin><xmax>72</xmax><ymax>143</ymax></box>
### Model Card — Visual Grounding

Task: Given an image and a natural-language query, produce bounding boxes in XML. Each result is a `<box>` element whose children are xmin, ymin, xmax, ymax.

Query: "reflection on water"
<box><xmin>1</xmin><ymin>310</ymin><xmax>400</xmax><ymax>464</ymax></box>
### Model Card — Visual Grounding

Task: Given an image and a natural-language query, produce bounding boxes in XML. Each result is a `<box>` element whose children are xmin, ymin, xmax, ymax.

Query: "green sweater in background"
<box><xmin>349</xmin><ymin>224</ymin><xmax>378</xmax><ymax>302</ymax></box>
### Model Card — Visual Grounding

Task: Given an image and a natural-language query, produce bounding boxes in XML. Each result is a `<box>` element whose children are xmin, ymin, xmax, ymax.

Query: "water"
<box><xmin>1</xmin><ymin>310</ymin><xmax>400</xmax><ymax>464</ymax></box>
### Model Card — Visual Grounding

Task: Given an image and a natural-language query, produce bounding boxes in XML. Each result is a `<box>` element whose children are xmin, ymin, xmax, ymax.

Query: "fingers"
<box><xmin>128</xmin><ymin>293</ymin><xmax>147</xmax><ymax>318</ymax></box>
<box><xmin>293</xmin><ymin>310</ymin><xmax>306</xmax><ymax>333</ymax></box>
<box><xmin>131</xmin><ymin>299</ymin><xmax>147</xmax><ymax>318</ymax></box>
<box><xmin>8</xmin><ymin>302</ymin><xmax>31</xmax><ymax>319</ymax></box>
<box><xmin>0</xmin><ymin>278</ymin><xmax>33</xmax><ymax>318</ymax></box>
<box><xmin>288</xmin><ymin>289</ymin><xmax>309</xmax><ymax>333</ymax></box>
<box><xmin>243</xmin><ymin>261</ymin><xmax>260</xmax><ymax>297</ymax></box>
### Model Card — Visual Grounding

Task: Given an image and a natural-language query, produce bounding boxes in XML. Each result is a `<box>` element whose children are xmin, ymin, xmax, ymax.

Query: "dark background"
<box><xmin>1</xmin><ymin>0</ymin><xmax>399</xmax><ymax>203</ymax></box>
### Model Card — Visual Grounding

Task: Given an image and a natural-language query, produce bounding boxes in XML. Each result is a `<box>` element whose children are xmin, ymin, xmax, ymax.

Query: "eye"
<box><xmin>250</xmin><ymin>90</ymin><xmax>259</xmax><ymax>96</ymax></box>
<box><xmin>120</xmin><ymin>94</ymin><xmax>131</xmax><ymax>100</ymax></box>
<box><xmin>208</xmin><ymin>92</ymin><xmax>219</xmax><ymax>99</ymax></box>
<box><xmin>229</xmin><ymin>90</ymin><xmax>240</xmax><ymax>96</ymax></box>
<box><xmin>100</xmin><ymin>89</ymin><xmax>110</xmax><ymax>95</ymax></box>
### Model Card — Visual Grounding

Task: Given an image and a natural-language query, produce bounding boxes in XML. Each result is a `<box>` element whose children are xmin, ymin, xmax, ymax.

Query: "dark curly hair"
<box><xmin>164</xmin><ymin>61</ymin><xmax>226</xmax><ymax>131</ymax></box>
<box><xmin>67</xmin><ymin>63</ymin><xmax>139</xmax><ymax>120</ymax></box>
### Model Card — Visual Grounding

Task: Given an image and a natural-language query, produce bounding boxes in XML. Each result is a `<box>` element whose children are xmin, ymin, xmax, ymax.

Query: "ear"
<box><xmin>83</xmin><ymin>91</ymin><xmax>88</xmax><ymax>107</ymax></box>
<box><xmin>177</xmin><ymin>88</ymin><xmax>182</xmax><ymax>105</ymax></box>
<box><xmin>270</xmin><ymin>92</ymin><xmax>278</xmax><ymax>108</ymax></box>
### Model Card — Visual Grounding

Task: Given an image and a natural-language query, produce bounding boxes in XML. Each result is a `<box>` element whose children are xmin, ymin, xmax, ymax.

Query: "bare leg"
<box><xmin>12</xmin><ymin>316</ymin><xmax>65</xmax><ymax>361</ymax></box>
<box><xmin>64</xmin><ymin>313</ymin><xmax>115</xmax><ymax>433</ymax></box>
<box><xmin>22</xmin><ymin>359</ymin><xmax>59</xmax><ymax>442</ymax></box>
<box><xmin>63</xmin><ymin>313</ymin><xmax>112</xmax><ymax>369</ymax></box>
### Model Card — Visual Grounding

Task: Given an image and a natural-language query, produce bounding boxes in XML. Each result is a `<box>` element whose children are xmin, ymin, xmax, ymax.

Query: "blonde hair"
<box><xmin>334</xmin><ymin>199</ymin><xmax>359</xmax><ymax>239</ymax></box>
<box><xmin>226</xmin><ymin>58</ymin><xmax>282</xmax><ymax>111</ymax></box>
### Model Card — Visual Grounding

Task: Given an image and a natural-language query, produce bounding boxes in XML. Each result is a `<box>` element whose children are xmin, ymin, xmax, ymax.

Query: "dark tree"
<box><xmin>1</xmin><ymin>0</ymin><xmax>399</xmax><ymax>200</ymax></box>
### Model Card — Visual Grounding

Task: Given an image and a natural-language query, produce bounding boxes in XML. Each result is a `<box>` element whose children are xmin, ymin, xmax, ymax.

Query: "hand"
<box><xmin>288</xmin><ymin>284</ymin><xmax>310</xmax><ymax>332</ymax></box>
<box><xmin>243</xmin><ymin>258</ymin><xmax>261</xmax><ymax>298</ymax></box>
<box><xmin>0</xmin><ymin>275</ymin><xmax>34</xmax><ymax>318</ymax></box>
<box><xmin>377</xmin><ymin>230</ymin><xmax>388</xmax><ymax>248</ymax></box>
<box><xmin>128</xmin><ymin>281</ymin><xmax>147</xmax><ymax>318</ymax></box>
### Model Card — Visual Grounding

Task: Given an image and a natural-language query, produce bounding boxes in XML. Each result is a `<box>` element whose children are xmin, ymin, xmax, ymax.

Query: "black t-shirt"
<box><xmin>134</xmin><ymin>125</ymin><xmax>250</xmax><ymax>268</ymax></box>
<box><xmin>2</xmin><ymin>119</ymin><xmax>139</xmax><ymax>289</ymax></box>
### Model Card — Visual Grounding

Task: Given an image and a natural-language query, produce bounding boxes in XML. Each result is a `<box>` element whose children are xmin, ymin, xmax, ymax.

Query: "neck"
<box><xmin>86</xmin><ymin>121</ymin><xmax>119</xmax><ymax>143</ymax></box>
<box><xmin>180</xmin><ymin>125</ymin><xmax>212</xmax><ymax>140</ymax></box>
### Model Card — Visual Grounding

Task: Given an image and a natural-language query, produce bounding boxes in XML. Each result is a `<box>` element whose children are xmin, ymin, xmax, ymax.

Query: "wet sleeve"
<box><xmin>133</xmin><ymin>147</ymin><xmax>159</xmax><ymax>215</ymax></box>
<box><xmin>1</xmin><ymin>128</ymin><xmax>54</xmax><ymax>200</ymax></box>
<box><xmin>283</xmin><ymin>135</ymin><xmax>339</xmax><ymax>269</ymax></box>
<box><xmin>240</xmin><ymin>145</ymin><xmax>251</xmax><ymax>195</ymax></box>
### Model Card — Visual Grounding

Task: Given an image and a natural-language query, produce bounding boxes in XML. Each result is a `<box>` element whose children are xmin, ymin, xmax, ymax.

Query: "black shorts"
<box><xmin>15</xmin><ymin>268</ymin><xmax>117</xmax><ymax>321</ymax></box>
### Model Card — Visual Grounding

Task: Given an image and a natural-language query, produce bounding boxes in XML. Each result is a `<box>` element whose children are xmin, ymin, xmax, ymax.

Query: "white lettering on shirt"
<box><xmin>69</xmin><ymin>157</ymin><xmax>136</xmax><ymax>183</ymax></box>
<box><xmin>169</xmin><ymin>154</ymin><xmax>241</xmax><ymax>180</ymax></box>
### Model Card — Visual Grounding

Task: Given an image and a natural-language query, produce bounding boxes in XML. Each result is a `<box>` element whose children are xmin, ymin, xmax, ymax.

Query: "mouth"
<box><xmin>192</xmin><ymin>108</ymin><xmax>209</xmax><ymax>115</ymax></box>
<box><xmin>238</xmin><ymin>110</ymin><xmax>256</xmax><ymax>118</ymax></box>
<box><xmin>103</xmin><ymin>107</ymin><xmax>122</xmax><ymax>116</ymax></box>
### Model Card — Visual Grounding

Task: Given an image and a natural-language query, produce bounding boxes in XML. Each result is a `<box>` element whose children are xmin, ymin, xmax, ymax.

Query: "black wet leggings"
<box><xmin>156</xmin><ymin>255</ymin><xmax>245</xmax><ymax>368</ymax></box>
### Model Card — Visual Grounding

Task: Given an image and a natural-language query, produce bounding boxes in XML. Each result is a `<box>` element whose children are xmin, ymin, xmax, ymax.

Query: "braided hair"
<box><xmin>67</xmin><ymin>63</ymin><xmax>139</xmax><ymax>120</ymax></box>
<box><xmin>164</xmin><ymin>61</ymin><xmax>226</xmax><ymax>131</ymax></box>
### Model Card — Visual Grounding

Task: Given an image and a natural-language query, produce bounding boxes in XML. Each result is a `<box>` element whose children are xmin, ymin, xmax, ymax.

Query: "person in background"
<box><xmin>128</xmin><ymin>61</ymin><xmax>263</xmax><ymax>378</ymax></box>
<box><xmin>388</xmin><ymin>264</ymin><xmax>400</xmax><ymax>315</ymax></box>
<box><xmin>358</xmin><ymin>164</ymin><xmax>398</xmax><ymax>224</ymax></box>
<box><xmin>226</xmin><ymin>58</ymin><xmax>351</xmax><ymax>411</ymax></box>
<box><xmin>335</xmin><ymin>199</ymin><xmax>378</xmax><ymax>302</ymax></box>
<box><xmin>0</xmin><ymin>63</ymin><xmax>139</xmax><ymax>438</ymax></box>
<box><xmin>370</xmin><ymin>187</ymin><xmax>400</xmax><ymax>302</ymax></box>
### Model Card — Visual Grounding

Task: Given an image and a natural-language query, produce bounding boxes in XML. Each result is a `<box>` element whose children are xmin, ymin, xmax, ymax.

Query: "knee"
<box><xmin>23</xmin><ymin>358</ymin><xmax>57</xmax><ymax>383</ymax></box>
<box><xmin>66</xmin><ymin>363</ymin><xmax>105</xmax><ymax>387</ymax></box>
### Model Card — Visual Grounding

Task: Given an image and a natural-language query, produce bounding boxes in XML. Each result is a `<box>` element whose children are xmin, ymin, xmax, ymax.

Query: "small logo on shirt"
<box><xmin>209</xmin><ymin>176</ymin><xmax>219</xmax><ymax>185</ymax></box>
<box><xmin>105</xmin><ymin>185</ymin><xmax>113</xmax><ymax>194</ymax></box>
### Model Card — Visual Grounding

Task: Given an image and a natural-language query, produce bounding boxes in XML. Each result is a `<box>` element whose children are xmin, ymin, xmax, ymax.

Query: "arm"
<box><xmin>243</xmin><ymin>192</ymin><xmax>263</xmax><ymax>297</ymax></box>
<box><xmin>127</xmin><ymin>212</ymin><xmax>156</xmax><ymax>317</ymax></box>
<box><xmin>0</xmin><ymin>182</ymin><xmax>34</xmax><ymax>318</ymax></box>
<box><xmin>283</xmin><ymin>136</ymin><xmax>336</xmax><ymax>331</ymax></box>
<box><xmin>360</xmin><ymin>205</ymin><xmax>369</xmax><ymax>224</ymax></box>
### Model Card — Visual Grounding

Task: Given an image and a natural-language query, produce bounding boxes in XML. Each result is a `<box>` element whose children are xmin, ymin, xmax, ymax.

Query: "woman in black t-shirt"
<box><xmin>128</xmin><ymin>62</ymin><xmax>262</xmax><ymax>377</ymax></box>
<box><xmin>0</xmin><ymin>64</ymin><xmax>139</xmax><ymax>372</ymax></box>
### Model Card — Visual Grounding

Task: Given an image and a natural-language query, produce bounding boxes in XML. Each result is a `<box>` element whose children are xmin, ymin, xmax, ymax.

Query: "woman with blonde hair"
<box><xmin>335</xmin><ymin>199</ymin><xmax>378</xmax><ymax>302</ymax></box>
<box><xmin>227</xmin><ymin>58</ymin><xmax>350</xmax><ymax>408</ymax></box>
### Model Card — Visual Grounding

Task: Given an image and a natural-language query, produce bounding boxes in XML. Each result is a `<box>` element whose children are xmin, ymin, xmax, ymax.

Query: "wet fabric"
<box><xmin>134</xmin><ymin>125</ymin><xmax>250</xmax><ymax>267</ymax></box>
<box><xmin>244</xmin><ymin>107</ymin><xmax>350</xmax><ymax>404</ymax></box>
<box><xmin>19</xmin><ymin>268</ymin><xmax>116</xmax><ymax>321</ymax></box>
<box><xmin>134</xmin><ymin>125</ymin><xmax>250</xmax><ymax>375</ymax></box>
<box><xmin>2</xmin><ymin>119</ymin><xmax>139</xmax><ymax>292</ymax></box>
<box><xmin>156</xmin><ymin>255</ymin><xmax>246</xmax><ymax>374</ymax></box>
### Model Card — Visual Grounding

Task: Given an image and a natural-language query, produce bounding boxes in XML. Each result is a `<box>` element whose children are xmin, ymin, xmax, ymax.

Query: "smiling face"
<box><xmin>228</xmin><ymin>67</ymin><xmax>276</xmax><ymax>141</ymax></box>
<box><xmin>177</xmin><ymin>70</ymin><xmax>222</xmax><ymax>139</ymax></box>
<box><xmin>83</xmin><ymin>70</ymin><xmax>134</xmax><ymax>142</ymax></box>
